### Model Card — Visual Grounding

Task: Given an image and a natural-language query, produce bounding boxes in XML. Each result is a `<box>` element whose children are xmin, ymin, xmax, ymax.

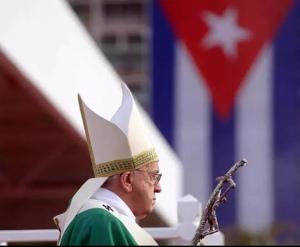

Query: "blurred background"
<box><xmin>67</xmin><ymin>0</ymin><xmax>151</xmax><ymax>109</ymax></box>
<box><xmin>1</xmin><ymin>0</ymin><xmax>300</xmax><ymax>245</ymax></box>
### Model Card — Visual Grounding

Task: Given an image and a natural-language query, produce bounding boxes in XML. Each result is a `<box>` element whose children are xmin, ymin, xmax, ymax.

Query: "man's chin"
<box><xmin>136</xmin><ymin>207</ymin><xmax>154</xmax><ymax>220</ymax></box>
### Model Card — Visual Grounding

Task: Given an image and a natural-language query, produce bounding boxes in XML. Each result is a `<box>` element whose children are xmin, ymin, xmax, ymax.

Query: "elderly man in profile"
<box><xmin>54</xmin><ymin>82</ymin><xmax>162</xmax><ymax>245</ymax></box>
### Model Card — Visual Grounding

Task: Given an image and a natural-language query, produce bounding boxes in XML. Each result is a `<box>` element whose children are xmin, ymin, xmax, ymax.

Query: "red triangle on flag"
<box><xmin>160</xmin><ymin>0</ymin><xmax>293</xmax><ymax>118</ymax></box>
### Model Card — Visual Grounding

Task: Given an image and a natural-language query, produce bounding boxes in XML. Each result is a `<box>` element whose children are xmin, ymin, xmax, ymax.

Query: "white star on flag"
<box><xmin>201</xmin><ymin>7</ymin><xmax>252</xmax><ymax>59</ymax></box>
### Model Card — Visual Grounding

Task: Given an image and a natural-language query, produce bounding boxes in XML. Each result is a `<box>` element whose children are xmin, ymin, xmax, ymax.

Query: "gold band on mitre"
<box><xmin>94</xmin><ymin>148</ymin><xmax>159</xmax><ymax>177</ymax></box>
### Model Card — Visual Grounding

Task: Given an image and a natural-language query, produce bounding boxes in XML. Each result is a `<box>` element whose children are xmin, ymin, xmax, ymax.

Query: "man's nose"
<box><xmin>154</xmin><ymin>182</ymin><xmax>162</xmax><ymax>193</ymax></box>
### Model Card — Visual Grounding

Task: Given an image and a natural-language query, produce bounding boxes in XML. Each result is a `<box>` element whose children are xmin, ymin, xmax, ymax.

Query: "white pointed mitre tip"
<box><xmin>78</xmin><ymin>82</ymin><xmax>159</xmax><ymax>177</ymax></box>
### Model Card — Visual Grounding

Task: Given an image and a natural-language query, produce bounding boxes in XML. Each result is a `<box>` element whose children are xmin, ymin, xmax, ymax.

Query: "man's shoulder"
<box><xmin>65</xmin><ymin>207</ymin><xmax>128</xmax><ymax>234</ymax></box>
<box><xmin>61</xmin><ymin>206</ymin><xmax>138</xmax><ymax>245</ymax></box>
<box><xmin>76</xmin><ymin>206</ymin><xmax>118</xmax><ymax>223</ymax></box>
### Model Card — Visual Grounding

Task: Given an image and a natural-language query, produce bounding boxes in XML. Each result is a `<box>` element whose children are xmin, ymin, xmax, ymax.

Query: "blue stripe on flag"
<box><xmin>212</xmin><ymin>110</ymin><xmax>236</xmax><ymax>228</ymax></box>
<box><xmin>151</xmin><ymin>0</ymin><xmax>175</xmax><ymax>147</ymax></box>
<box><xmin>273</xmin><ymin>0</ymin><xmax>300</xmax><ymax>232</ymax></box>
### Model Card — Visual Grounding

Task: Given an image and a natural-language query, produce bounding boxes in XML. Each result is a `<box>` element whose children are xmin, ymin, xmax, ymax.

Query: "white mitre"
<box><xmin>53</xmin><ymin>82</ymin><xmax>158</xmax><ymax>242</ymax></box>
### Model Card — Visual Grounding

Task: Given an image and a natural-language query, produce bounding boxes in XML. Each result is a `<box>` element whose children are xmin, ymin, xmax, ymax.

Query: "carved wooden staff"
<box><xmin>192</xmin><ymin>159</ymin><xmax>248</xmax><ymax>245</ymax></box>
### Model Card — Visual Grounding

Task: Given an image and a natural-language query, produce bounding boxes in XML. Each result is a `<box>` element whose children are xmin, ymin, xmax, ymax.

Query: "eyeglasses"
<box><xmin>134</xmin><ymin>169</ymin><xmax>162</xmax><ymax>185</ymax></box>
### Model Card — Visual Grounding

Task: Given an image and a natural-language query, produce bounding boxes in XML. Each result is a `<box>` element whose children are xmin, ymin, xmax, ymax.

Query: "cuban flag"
<box><xmin>151</xmin><ymin>0</ymin><xmax>300</xmax><ymax>236</ymax></box>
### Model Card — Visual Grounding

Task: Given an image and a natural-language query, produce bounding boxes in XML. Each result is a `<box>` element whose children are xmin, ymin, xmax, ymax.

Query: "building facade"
<box><xmin>68</xmin><ymin>0</ymin><xmax>150</xmax><ymax>109</ymax></box>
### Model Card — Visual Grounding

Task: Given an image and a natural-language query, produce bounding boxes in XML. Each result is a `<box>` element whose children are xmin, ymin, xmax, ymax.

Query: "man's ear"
<box><xmin>119</xmin><ymin>171</ymin><xmax>133</xmax><ymax>193</ymax></box>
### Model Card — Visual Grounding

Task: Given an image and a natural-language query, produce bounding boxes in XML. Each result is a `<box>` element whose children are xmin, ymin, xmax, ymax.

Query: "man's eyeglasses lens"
<box><xmin>135</xmin><ymin>170</ymin><xmax>162</xmax><ymax>184</ymax></box>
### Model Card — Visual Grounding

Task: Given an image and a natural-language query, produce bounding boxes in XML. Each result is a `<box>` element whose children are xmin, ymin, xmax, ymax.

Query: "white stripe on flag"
<box><xmin>236</xmin><ymin>45</ymin><xmax>274</xmax><ymax>232</ymax></box>
<box><xmin>175</xmin><ymin>42</ymin><xmax>212</xmax><ymax>203</ymax></box>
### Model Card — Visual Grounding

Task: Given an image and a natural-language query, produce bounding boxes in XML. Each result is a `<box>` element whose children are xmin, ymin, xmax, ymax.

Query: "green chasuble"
<box><xmin>60</xmin><ymin>208</ymin><xmax>137</xmax><ymax>245</ymax></box>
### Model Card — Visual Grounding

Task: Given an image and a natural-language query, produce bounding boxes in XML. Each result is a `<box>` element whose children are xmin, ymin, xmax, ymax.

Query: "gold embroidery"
<box><xmin>94</xmin><ymin>149</ymin><xmax>159</xmax><ymax>177</ymax></box>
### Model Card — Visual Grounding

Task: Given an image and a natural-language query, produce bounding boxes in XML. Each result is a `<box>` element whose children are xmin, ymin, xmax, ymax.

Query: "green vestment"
<box><xmin>60</xmin><ymin>208</ymin><xmax>137</xmax><ymax>245</ymax></box>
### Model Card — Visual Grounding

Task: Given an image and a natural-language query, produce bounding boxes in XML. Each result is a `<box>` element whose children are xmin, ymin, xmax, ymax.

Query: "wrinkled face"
<box><xmin>131</xmin><ymin>162</ymin><xmax>162</xmax><ymax>219</ymax></box>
